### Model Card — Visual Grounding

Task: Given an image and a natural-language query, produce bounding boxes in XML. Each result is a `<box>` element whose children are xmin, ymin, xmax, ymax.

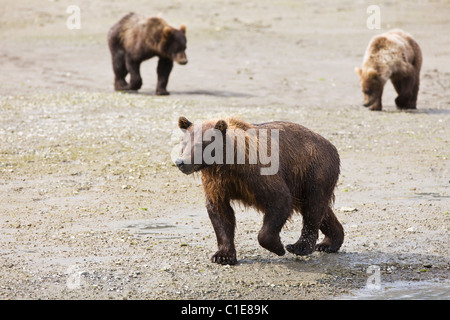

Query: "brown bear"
<box><xmin>175</xmin><ymin>116</ymin><xmax>344</xmax><ymax>265</ymax></box>
<box><xmin>107</xmin><ymin>13</ymin><xmax>187</xmax><ymax>95</ymax></box>
<box><xmin>355</xmin><ymin>29</ymin><xmax>422</xmax><ymax>111</ymax></box>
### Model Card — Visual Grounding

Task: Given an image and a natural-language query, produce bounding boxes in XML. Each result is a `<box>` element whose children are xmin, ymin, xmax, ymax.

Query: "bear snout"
<box><xmin>174</xmin><ymin>158</ymin><xmax>195</xmax><ymax>174</ymax></box>
<box><xmin>363</xmin><ymin>96</ymin><xmax>376</xmax><ymax>107</ymax></box>
<box><xmin>173</xmin><ymin>52</ymin><xmax>188</xmax><ymax>65</ymax></box>
<box><xmin>175</xmin><ymin>57</ymin><xmax>188</xmax><ymax>65</ymax></box>
<box><xmin>175</xmin><ymin>158</ymin><xmax>185</xmax><ymax>168</ymax></box>
<box><xmin>174</xmin><ymin>158</ymin><xmax>185</xmax><ymax>171</ymax></box>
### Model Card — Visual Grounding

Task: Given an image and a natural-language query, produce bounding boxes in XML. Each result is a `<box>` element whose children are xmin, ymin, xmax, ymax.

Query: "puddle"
<box><xmin>412</xmin><ymin>192</ymin><xmax>450</xmax><ymax>201</ymax></box>
<box><xmin>116</xmin><ymin>218</ymin><xmax>201</xmax><ymax>239</ymax></box>
<box><xmin>385</xmin><ymin>190</ymin><xmax>450</xmax><ymax>203</ymax></box>
<box><xmin>124</xmin><ymin>222</ymin><xmax>176</xmax><ymax>233</ymax></box>
<box><xmin>122</xmin><ymin>221</ymin><xmax>180</xmax><ymax>238</ymax></box>
<box><xmin>339</xmin><ymin>280</ymin><xmax>450</xmax><ymax>300</ymax></box>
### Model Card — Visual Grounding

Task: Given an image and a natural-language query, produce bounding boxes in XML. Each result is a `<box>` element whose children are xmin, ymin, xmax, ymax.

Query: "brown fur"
<box><xmin>355</xmin><ymin>29</ymin><xmax>422</xmax><ymax>111</ymax></box>
<box><xmin>108</xmin><ymin>13</ymin><xmax>187</xmax><ymax>95</ymax></box>
<box><xmin>176</xmin><ymin>117</ymin><xmax>344</xmax><ymax>265</ymax></box>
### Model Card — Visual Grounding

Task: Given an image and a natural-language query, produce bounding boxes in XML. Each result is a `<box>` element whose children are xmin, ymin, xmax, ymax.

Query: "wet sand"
<box><xmin>0</xmin><ymin>0</ymin><xmax>449</xmax><ymax>299</ymax></box>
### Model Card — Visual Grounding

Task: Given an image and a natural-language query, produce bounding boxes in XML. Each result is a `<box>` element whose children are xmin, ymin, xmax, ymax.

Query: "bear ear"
<box><xmin>180</xmin><ymin>24</ymin><xmax>186</xmax><ymax>34</ymax></box>
<box><xmin>178</xmin><ymin>116</ymin><xmax>192</xmax><ymax>130</ymax></box>
<box><xmin>214</xmin><ymin>120</ymin><xmax>228</xmax><ymax>133</ymax></box>
<box><xmin>354</xmin><ymin>67</ymin><xmax>362</xmax><ymax>77</ymax></box>
<box><xmin>367</xmin><ymin>68</ymin><xmax>378</xmax><ymax>78</ymax></box>
<box><xmin>163</xmin><ymin>26</ymin><xmax>173</xmax><ymax>39</ymax></box>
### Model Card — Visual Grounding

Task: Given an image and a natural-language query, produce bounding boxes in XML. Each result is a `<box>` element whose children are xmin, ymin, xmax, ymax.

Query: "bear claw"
<box><xmin>211</xmin><ymin>251</ymin><xmax>237</xmax><ymax>265</ymax></box>
<box><xmin>315</xmin><ymin>242</ymin><xmax>340</xmax><ymax>253</ymax></box>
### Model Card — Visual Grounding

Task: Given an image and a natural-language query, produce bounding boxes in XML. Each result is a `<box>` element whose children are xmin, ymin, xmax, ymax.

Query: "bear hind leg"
<box><xmin>257</xmin><ymin>190</ymin><xmax>292</xmax><ymax>256</ymax></box>
<box><xmin>408</xmin><ymin>75</ymin><xmax>420</xmax><ymax>109</ymax></box>
<box><xmin>392</xmin><ymin>75</ymin><xmax>417</xmax><ymax>110</ymax></box>
<box><xmin>125</xmin><ymin>56</ymin><xmax>143</xmax><ymax>91</ymax></box>
<box><xmin>258</xmin><ymin>209</ymin><xmax>290</xmax><ymax>257</ymax></box>
<box><xmin>112</xmin><ymin>49</ymin><xmax>129</xmax><ymax>91</ymax></box>
<box><xmin>286</xmin><ymin>225</ymin><xmax>319</xmax><ymax>256</ymax></box>
<box><xmin>316</xmin><ymin>206</ymin><xmax>344</xmax><ymax>253</ymax></box>
<box><xmin>286</xmin><ymin>200</ymin><xmax>326</xmax><ymax>256</ymax></box>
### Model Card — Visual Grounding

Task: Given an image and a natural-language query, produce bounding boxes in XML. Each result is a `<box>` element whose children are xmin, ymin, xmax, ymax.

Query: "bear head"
<box><xmin>175</xmin><ymin>117</ymin><xmax>227</xmax><ymax>175</ymax></box>
<box><xmin>162</xmin><ymin>25</ymin><xmax>188</xmax><ymax>65</ymax></box>
<box><xmin>355</xmin><ymin>67</ymin><xmax>384</xmax><ymax>108</ymax></box>
<box><xmin>175</xmin><ymin>117</ymin><xmax>280</xmax><ymax>176</ymax></box>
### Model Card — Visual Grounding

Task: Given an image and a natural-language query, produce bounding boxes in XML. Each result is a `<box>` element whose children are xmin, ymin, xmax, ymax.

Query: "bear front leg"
<box><xmin>368</xmin><ymin>89</ymin><xmax>383</xmax><ymax>111</ymax></box>
<box><xmin>156</xmin><ymin>57</ymin><xmax>173</xmax><ymax>95</ymax></box>
<box><xmin>362</xmin><ymin>84</ymin><xmax>384</xmax><ymax>111</ymax></box>
<box><xmin>206</xmin><ymin>196</ymin><xmax>237</xmax><ymax>265</ymax></box>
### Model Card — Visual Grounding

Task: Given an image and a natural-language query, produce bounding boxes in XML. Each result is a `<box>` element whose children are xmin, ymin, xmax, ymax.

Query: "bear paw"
<box><xmin>286</xmin><ymin>242</ymin><xmax>315</xmax><ymax>256</ymax></box>
<box><xmin>258</xmin><ymin>232</ymin><xmax>285</xmax><ymax>256</ymax></box>
<box><xmin>368</xmin><ymin>104</ymin><xmax>382</xmax><ymax>111</ymax></box>
<box><xmin>315</xmin><ymin>238</ymin><xmax>341</xmax><ymax>253</ymax></box>
<box><xmin>211</xmin><ymin>249</ymin><xmax>237</xmax><ymax>265</ymax></box>
<box><xmin>156</xmin><ymin>89</ymin><xmax>170</xmax><ymax>96</ymax></box>
<box><xmin>395</xmin><ymin>96</ymin><xmax>417</xmax><ymax>110</ymax></box>
<box><xmin>114</xmin><ymin>79</ymin><xmax>129</xmax><ymax>91</ymax></box>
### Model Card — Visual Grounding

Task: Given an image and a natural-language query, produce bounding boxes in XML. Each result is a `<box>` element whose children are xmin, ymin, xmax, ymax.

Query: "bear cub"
<box><xmin>175</xmin><ymin>117</ymin><xmax>344</xmax><ymax>265</ymax></box>
<box><xmin>108</xmin><ymin>13</ymin><xmax>187</xmax><ymax>95</ymax></box>
<box><xmin>355</xmin><ymin>29</ymin><xmax>422</xmax><ymax>111</ymax></box>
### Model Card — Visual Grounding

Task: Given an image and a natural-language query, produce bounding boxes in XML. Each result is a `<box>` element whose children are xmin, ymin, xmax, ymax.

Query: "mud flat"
<box><xmin>0</xmin><ymin>0</ymin><xmax>449</xmax><ymax>300</ymax></box>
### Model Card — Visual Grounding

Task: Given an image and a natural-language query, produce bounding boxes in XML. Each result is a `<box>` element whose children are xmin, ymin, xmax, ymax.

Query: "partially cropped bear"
<box><xmin>108</xmin><ymin>13</ymin><xmax>187</xmax><ymax>95</ymax></box>
<box><xmin>355</xmin><ymin>29</ymin><xmax>422</xmax><ymax>111</ymax></box>
<box><xmin>175</xmin><ymin>117</ymin><xmax>344</xmax><ymax>265</ymax></box>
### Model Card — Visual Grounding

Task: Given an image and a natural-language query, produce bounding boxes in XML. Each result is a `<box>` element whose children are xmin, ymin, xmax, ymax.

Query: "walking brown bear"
<box><xmin>175</xmin><ymin>116</ymin><xmax>344</xmax><ymax>265</ymax></box>
<box><xmin>355</xmin><ymin>29</ymin><xmax>422</xmax><ymax>111</ymax></box>
<box><xmin>108</xmin><ymin>13</ymin><xmax>187</xmax><ymax>95</ymax></box>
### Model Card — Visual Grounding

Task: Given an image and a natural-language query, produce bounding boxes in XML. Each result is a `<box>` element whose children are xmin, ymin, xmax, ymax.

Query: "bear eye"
<box><xmin>364</xmin><ymin>89</ymin><xmax>372</xmax><ymax>95</ymax></box>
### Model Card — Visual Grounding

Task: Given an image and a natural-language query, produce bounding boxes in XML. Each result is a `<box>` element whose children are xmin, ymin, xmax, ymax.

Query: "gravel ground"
<box><xmin>0</xmin><ymin>0</ymin><xmax>449</xmax><ymax>300</ymax></box>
